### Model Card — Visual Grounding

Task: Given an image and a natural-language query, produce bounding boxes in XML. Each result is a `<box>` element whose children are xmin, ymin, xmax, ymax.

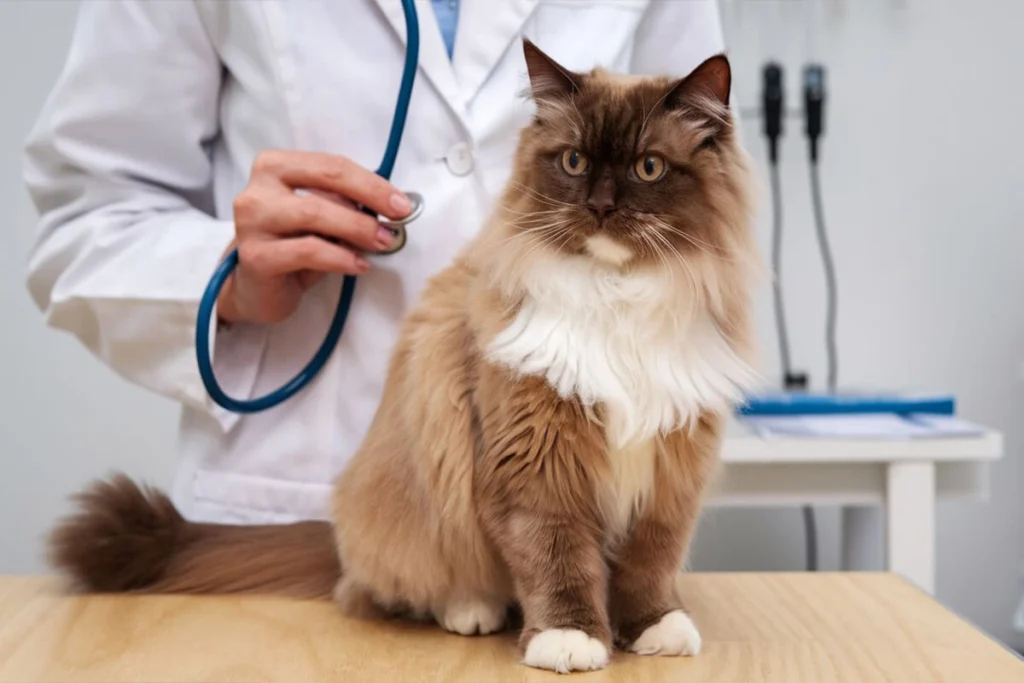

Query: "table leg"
<box><xmin>841</xmin><ymin>506</ymin><xmax>882</xmax><ymax>571</ymax></box>
<box><xmin>885</xmin><ymin>461</ymin><xmax>936</xmax><ymax>594</ymax></box>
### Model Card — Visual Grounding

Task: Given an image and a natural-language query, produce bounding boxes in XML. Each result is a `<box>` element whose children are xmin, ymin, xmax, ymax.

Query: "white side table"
<box><xmin>715</xmin><ymin>420</ymin><xmax>1004</xmax><ymax>594</ymax></box>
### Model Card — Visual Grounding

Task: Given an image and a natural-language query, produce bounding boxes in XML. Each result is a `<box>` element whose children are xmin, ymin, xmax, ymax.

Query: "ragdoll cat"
<box><xmin>48</xmin><ymin>40</ymin><xmax>760</xmax><ymax>674</ymax></box>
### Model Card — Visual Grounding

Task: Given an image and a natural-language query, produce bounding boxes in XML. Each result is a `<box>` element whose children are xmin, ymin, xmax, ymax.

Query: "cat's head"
<box><xmin>502</xmin><ymin>40</ymin><xmax>754</xmax><ymax>270</ymax></box>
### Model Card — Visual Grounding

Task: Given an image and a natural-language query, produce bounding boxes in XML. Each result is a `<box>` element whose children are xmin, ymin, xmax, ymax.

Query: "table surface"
<box><xmin>723</xmin><ymin>419</ymin><xmax>1003</xmax><ymax>463</ymax></box>
<box><xmin>1</xmin><ymin>574</ymin><xmax>1021</xmax><ymax>683</ymax></box>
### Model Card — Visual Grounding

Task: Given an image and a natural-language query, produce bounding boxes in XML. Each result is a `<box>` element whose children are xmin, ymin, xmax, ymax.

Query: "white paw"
<box><xmin>629</xmin><ymin>609</ymin><xmax>701</xmax><ymax>656</ymax></box>
<box><xmin>436</xmin><ymin>598</ymin><xmax>506</xmax><ymax>635</ymax></box>
<box><xmin>523</xmin><ymin>629</ymin><xmax>610</xmax><ymax>674</ymax></box>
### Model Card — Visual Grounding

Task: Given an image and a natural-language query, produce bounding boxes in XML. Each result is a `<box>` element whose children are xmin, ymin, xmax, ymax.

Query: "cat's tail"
<box><xmin>47</xmin><ymin>473</ymin><xmax>340</xmax><ymax>599</ymax></box>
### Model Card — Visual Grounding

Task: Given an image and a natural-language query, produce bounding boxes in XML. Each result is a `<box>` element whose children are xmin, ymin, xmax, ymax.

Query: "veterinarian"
<box><xmin>23</xmin><ymin>0</ymin><xmax>728</xmax><ymax>525</ymax></box>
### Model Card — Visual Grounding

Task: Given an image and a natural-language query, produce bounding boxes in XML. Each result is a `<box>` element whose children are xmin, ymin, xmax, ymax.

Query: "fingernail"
<box><xmin>355</xmin><ymin>256</ymin><xmax>371</xmax><ymax>273</ymax></box>
<box><xmin>390</xmin><ymin>192</ymin><xmax>411</xmax><ymax>215</ymax></box>
<box><xmin>376</xmin><ymin>226</ymin><xmax>395</xmax><ymax>249</ymax></box>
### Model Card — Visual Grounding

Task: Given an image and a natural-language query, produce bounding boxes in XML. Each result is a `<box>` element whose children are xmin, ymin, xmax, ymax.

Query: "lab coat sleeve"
<box><xmin>630</xmin><ymin>0</ymin><xmax>727</xmax><ymax>78</ymax></box>
<box><xmin>22</xmin><ymin>0</ymin><xmax>250</xmax><ymax>426</ymax></box>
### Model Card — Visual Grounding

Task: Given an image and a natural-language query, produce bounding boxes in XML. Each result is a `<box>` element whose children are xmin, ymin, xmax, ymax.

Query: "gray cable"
<box><xmin>769</xmin><ymin>158</ymin><xmax>817</xmax><ymax>572</ymax></box>
<box><xmin>803</xmin><ymin>158</ymin><xmax>838</xmax><ymax>574</ymax></box>
<box><xmin>809</xmin><ymin>161</ymin><xmax>839</xmax><ymax>392</ymax></box>
<box><xmin>769</xmin><ymin>162</ymin><xmax>793</xmax><ymax>378</ymax></box>
<box><xmin>802</xmin><ymin>506</ymin><xmax>818</xmax><ymax>571</ymax></box>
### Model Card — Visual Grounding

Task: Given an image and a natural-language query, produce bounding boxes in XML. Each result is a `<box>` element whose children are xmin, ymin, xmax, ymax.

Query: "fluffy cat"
<box><xmin>48</xmin><ymin>40</ymin><xmax>760</xmax><ymax>674</ymax></box>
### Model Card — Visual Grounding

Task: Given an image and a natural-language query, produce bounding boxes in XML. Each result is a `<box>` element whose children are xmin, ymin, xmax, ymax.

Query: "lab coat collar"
<box><xmin>372</xmin><ymin>0</ymin><xmax>539</xmax><ymax>130</ymax></box>
<box><xmin>372</xmin><ymin>0</ymin><xmax>470</xmax><ymax>129</ymax></box>
<box><xmin>452</xmin><ymin>0</ymin><xmax>540</xmax><ymax>107</ymax></box>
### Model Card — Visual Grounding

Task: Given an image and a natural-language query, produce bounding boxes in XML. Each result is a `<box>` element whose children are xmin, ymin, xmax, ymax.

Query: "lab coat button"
<box><xmin>445</xmin><ymin>142</ymin><xmax>474</xmax><ymax>176</ymax></box>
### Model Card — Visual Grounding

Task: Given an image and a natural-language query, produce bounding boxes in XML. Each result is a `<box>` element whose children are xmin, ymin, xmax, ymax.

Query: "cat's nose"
<box><xmin>587</xmin><ymin>173</ymin><xmax>617</xmax><ymax>218</ymax></box>
<box><xmin>587</xmin><ymin>195</ymin><xmax>617</xmax><ymax>217</ymax></box>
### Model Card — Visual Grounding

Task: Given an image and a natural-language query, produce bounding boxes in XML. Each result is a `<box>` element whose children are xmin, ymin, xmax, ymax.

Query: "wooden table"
<box><xmin>1</xmin><ymin>574</ymin><xmax>1021</xmax><ymax>682</ymax></box>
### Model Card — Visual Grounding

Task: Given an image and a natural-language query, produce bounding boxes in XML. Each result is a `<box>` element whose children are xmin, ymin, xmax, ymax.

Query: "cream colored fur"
<box><xmin>585</xmin><ymin>233</ymin><xmax>634</xmax><ymax>266</ymax></box>
<box><xmin>602</xmin><ymin>430</ymin><xmax>657</xmax><ymax>541</ymax></box>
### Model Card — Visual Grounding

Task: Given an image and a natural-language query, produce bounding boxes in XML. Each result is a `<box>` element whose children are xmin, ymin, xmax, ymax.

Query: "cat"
<box><xmin>47</xmin><ymin>40</ymin><xmax>761</xmax><ymax>674</ymax></box>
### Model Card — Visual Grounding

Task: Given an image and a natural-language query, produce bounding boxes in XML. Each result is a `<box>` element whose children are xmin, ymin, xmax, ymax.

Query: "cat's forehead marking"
<box><xmin>570</xmin><ymin>72</ymin><xmax>678</xmax><ymax>156</ymax></box>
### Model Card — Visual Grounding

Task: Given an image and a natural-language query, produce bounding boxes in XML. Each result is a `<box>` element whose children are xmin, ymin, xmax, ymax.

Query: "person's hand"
<box><xmin>216</xmin><ymin>150</ymin><xmax>411</xmax><ymax>325</ymax></box>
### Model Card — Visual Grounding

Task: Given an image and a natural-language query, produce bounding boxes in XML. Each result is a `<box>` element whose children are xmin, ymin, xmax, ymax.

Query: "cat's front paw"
<box><xmin>629</xmin><ymin>609</ymin><xmax>701</xmax><ymax>656</ymax></box>
<box><xmin>435</xmin><ymin>597</ymin><xmax>506</xmax><ymax>636</ymax></box>
<box><xmin>523</xmin><ymin>629</ymin><xmax>610</xmax><ymax>673</ymax></box>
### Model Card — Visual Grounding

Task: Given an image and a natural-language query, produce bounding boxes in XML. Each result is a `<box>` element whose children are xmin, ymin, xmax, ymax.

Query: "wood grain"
<box><xmin>0</xmin><ymin>573</ymin><xmax>1020</xmax><ymax>682</ymax></box>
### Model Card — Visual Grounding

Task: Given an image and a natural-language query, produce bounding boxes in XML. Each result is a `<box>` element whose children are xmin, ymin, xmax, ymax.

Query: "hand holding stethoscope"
<box><xmin>216</xmin><ymin>150</ymin><xmax>421</xmax><ymax>327</ymax></box>
<box><xmin>196</xmin><ymin>0</ymin><xmax>420</xmax><ymax>413</ymax></box>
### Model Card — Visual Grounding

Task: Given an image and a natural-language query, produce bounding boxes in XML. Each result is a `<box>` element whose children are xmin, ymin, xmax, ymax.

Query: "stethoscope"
<box><xmin>195</xmin><ymin>0</ymin><xmax>421</xmax><ymax>413</ymax></box>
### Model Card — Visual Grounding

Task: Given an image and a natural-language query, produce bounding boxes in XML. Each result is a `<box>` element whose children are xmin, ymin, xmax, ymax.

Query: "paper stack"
<box><xmin>741</xmin><ymin>413</ymin><xmax>986</xmax><ymax>440</ymax></box>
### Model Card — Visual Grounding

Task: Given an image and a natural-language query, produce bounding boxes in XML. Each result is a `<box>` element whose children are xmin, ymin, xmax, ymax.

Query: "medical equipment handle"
<box><xmin>194</xmin><ymin>0</ymin><xmax>420</xmax><ymax>414</ymax></box>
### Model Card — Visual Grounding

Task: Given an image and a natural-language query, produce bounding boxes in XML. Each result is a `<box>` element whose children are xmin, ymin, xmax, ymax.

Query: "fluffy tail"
<box><xmin>47</xmin><ymin>474</ymin><xmax>340</xmax><ymax>599</ymax></box>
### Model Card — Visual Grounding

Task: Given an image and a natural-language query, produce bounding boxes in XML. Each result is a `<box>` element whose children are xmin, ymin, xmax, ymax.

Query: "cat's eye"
<box><xmin>634</xmin><ymin>154</ymin><xmax>667</xmax><ymax>182</ymax></box>
<box><xmin>560</xmin><ymin>149</ymin><xmax>589</xmax><ymax>176</ymax></box>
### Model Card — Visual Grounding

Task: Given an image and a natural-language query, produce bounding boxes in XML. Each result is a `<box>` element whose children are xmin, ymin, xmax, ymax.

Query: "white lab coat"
<box><xmin>23</xmin><ymin>0</ymin><xmax>727</xmax><ymax>524</ymax></box>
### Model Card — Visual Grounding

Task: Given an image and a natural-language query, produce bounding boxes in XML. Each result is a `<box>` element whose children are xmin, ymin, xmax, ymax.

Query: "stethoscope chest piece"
<box><xmin>377</xmin><ymin>191</ymin><xmax>423</xmax><ymax>255</ymax></box>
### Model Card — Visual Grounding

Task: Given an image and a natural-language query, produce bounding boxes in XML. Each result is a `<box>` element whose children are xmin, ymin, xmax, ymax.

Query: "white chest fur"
<box><xmin>486</xmin><ymin>257</ymin><xmax>759</xmax><ymax>448</ymax></box>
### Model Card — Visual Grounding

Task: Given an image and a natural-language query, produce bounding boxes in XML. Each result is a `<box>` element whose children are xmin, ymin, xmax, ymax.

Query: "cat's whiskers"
<box><xmin>499</xmin><ymin>205</ymin><xmax>566</xmax><ymax>219</ymax></box>
<box><xmin>638</xmin><ymin>223</ymin><xmax>678</xmax><ymax>294</ymax></box>
<box><xmin>551</xmin><ymin>223</ymin><xmax>580</xmax><ymax>255</ymax></box>
<box><xmin>492</xmin><ymin>212</ymin><xmax>576</xmax><ymax>264</ymax></box>
<box><xmin>501</xmin><ymin>213</ymin><xmax>566</xmax><ymax>226</ymax></box>
<box><xmin>659</xmin><ymin>236</ymin><xmax>703</xmax><ymax>318</ymax></box>
<box><xmin>649</xmin><ymin>215</ymin><xmax>715</xmax><ymax>249</ymax></box>
<box><xmin>503</xmin><ymin>209</ymin><xmax>576</xmax><ymax>233</ymax></box>
<box><xmin>497</xmin><ymin>206</ymin><xmax>575</xmax><ymax>235</ymax></box>
<box><xmin>510</xmin><ymin>182</ymin><xmax>577</xmax><ymax>209</ymax></box>
<box><xmin>497</xmin><ymin>225</ymin><xmax>561</xmax><ymax>245</ymax></box>
<box><xmin>649</xmin><ymin>215</ymin><xmax>734</xmax><ymax>260</ymax></box>
<box><xmin>506</xmin><ymin>213</ymin><xmax>573</xmax><ymax>230</ymax></box>
<box><xmin>506</xmin><ymin>231</ymin><xmax>571</xmax><ymax>279</ymax></box>
<box><xmin>513</xmin><ymin>190</ymin><xmax>574</xmax><ymax>211</ymax></box>
<box><xmin>508</xmin><ymin>218</ymin><xmax>581</xmax><ymax>274</ymax></box>
<box><xmin>486</xmin><ymin>220</ymin><xmax>568</xmax><ymax>255</ymax></box>
<box><xmin>492</xmin><ymin>219</ymin><xmax>574</xmax><ymax>251</ymax></box>
<box><xmin>642</xmin><ymin>233</ymin><xmax>673</xmax><ymax>293</ymax></box>
<box><xmin>652</xmin><ymin>223</ymin><xmax>732</xmax><ymax>264</ymax></box>
<box><xmin>635</xmin><ymin>216</ymin><xmax>702</xmax><ymax>317</ymax></box>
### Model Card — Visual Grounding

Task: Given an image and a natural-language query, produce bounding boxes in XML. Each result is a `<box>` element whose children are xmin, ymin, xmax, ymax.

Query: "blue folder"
<box><xmin>736</xmin><ymin>392</ymin><xmax>955</xmax><ymax>417</ymax></box>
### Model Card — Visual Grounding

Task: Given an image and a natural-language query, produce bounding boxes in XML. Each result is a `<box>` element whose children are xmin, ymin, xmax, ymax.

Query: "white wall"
<box><xmin>1</xmin><ymin>0</ymin><xmax>1021</xmax><ymax>649</ymax></box>
<box><xmin>0</xmin><ymin>1</ymin><xmax>180</xmax><ymax>574</ymax></box>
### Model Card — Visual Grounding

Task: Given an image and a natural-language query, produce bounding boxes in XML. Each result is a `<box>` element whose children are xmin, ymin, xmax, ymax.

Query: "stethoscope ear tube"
<box><xmin>195</xmin><ymin>0</ymin><xmax>421</xmax><ymax>413</ymax></box>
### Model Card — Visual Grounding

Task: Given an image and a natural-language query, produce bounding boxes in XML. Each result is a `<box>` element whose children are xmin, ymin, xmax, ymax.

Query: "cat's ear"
<box><xmin>522</xmin><ymin>39</ymin><xmax>582</xmax><ymax>102</ymax></box>
<box><xmin>666</xmin><ymin>54</ymin><xmax>732</xmax><ymax>108</ymax></box>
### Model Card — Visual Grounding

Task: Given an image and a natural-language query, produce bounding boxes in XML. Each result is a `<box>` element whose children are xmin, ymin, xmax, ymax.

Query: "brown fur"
<box><xmin>607</xmin><ymin>415</ymin><xmax>724</xmax><ymax>646</ymax></box>
<box><xmin>48</xmin><ymin>40</ymin><xmax>759</xmax><ymax>669</ymax></box>
<box><xmin>49</xmin><ymin>474</ymin><xmax>338</xmax><ymax>599</ymax></box>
